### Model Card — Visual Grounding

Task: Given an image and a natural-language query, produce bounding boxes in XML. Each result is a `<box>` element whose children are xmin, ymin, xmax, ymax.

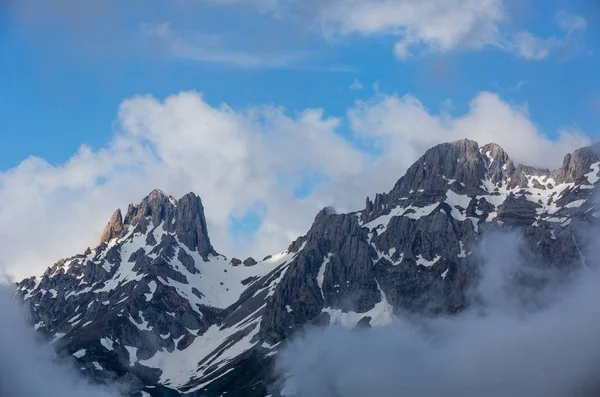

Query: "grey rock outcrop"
<box><xmin>243</xmin><ymin>257</ymin><xmax>257</xmax><ymax>267</ymax></box>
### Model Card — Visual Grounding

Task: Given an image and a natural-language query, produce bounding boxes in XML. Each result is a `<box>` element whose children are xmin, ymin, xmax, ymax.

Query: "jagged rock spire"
<box><xmin>175</xmin><ymin>193</ymin><xmax>217</xmax><ymax>259</ymax></box>
<box><xmin>100</xmin><ymin>190</ymin><xmax>217</xmax><ymax>258</ymax></box>
<box><xmin>99</xmin><ymin>209</ymin><xmax>125</xmax><ymax>245</ymax></box>
<box><xmin>124</xmin><ymin>189</ymin><xmax>175</xmax><ymax>228</ymax></box>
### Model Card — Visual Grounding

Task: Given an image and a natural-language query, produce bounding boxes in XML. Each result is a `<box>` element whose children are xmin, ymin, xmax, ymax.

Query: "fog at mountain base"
<box><xmin>278</xmin><ymin>231</ymin><xmax>600</xmax><ymax>397</ymax></box>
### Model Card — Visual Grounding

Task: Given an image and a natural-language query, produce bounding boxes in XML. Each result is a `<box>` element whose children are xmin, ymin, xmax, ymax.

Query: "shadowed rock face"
<box><xmin>174</xmin><ymin>192</ymin><xmax>215</xmax><ymax>259</ymax></box>
<box><xmin>15</xmin><ymin>139</ymin><xmax>600</xmax><ymax>397</ymax></box>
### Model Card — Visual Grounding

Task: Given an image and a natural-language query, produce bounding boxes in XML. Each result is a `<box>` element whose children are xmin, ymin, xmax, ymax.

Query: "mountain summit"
<box><xmin>16</xmin><ymin>139</ymin><xmax>600</xmax><ymax>396</ymax></box>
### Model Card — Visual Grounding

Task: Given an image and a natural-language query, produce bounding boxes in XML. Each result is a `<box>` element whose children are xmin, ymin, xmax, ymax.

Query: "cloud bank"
<box><xmin>277</xmin><ymin>231</ymin><xmax>600</xmax><ymax>397</ymax></box>
<box><xmin>0</xmin><ymin>287</ymin><xmax>121</xmax><ymax>396</ymax></box>
<box><xmin>0</xmin><ymin>90</ymin><xmax>591</xmax><ymax>280</ymax></box>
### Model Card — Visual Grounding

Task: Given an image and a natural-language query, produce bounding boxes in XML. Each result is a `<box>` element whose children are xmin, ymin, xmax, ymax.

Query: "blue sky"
<box><xmin>1</xmin><ymin>0</ymin><xmax>599</xmax><ymax>278</ymax></box>
<box><xmin>1</xmin><ymin>0</ymin><xmax>599</xmax><ymax>169</ymax></box>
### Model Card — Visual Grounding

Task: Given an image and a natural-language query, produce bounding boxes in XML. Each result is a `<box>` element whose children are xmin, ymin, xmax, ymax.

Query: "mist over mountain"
<box><xmin>278</xmin><ymin>231</ymin><xmax>600</xmax><ymax>397</ymax></box>
<box><xmin>0</xmin><ymin>287</ymin><xmax>122</xmax><ymax>397</ymax></box>
<box><xmin>10</xmin><ymin>138</ymin><xmax>600</xmax><ymax>396</ymax></box>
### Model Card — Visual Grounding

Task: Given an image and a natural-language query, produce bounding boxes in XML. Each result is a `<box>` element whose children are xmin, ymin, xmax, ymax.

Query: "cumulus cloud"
<box><xmin>317</xmin><ymin>0</ymin><xmax>505</xmax><ymax>59</ymax></box>
<box><xmin>0</xmin><ymin>91</ymin><xmax>591</xmax><ymax>280</ymax></box>
<box><xmin>0</xmin><ymin>287</ymin><xmax>121</xmax><ymax>396</ymax></box>
<box><xmin>348</xmin><ymin>91</ymin><xmax>590</xmax><ymax>170</ymax></box>
<box><xmin>277</xmin><ymin>230</ymin><xmax>600</xmax><ymax>397</ymax></box>
<box><xmin>315</xmin><ymin>1</ymin><xmax>587</xmax><ymax>61</ymax></box>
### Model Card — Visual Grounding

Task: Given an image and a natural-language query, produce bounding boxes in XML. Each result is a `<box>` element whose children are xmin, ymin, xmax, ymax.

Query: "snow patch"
<box><xmin>565</xmin><ymin>199</ymin><xmax>586</xmax><ymax>208</ymax></box>
<box><xmin>145</xmin><ymin>281</ymin><xmax>157</xmax><ymax>302</ymax></box>
<box><xmin>445</xmin><ymin>190</ymin><xmax>472</xmax><ymax>221</ymax></box>
<box><xmin>72</xmin><ymin>349</ymin><xmax>86</xmax><ymax>358</ymax></box>
<box><xmin>585</xmin><ymin>162</ymin><xmax>600</xmax><ymax>185</ymax></box>
<box><xmin>100</xmin><ymin>338</ymin><xmax>114</xmax><ymax>351</ymax></box>
<box><xmin>323</xmin><ymin>282</ymin><xmax>394</xmax><ymax>328</ymax></box>
<box><xmin>364</xmin><ymin>202</ymin><xmax>438</xmax><ymax>233</ymax></box>
<box><xmin>317</xmin><ymin>253</ymin><xmax>333</xmax><ymax>298</ymax></box>
<box><xmin>125</xmin><ymin>346</ymin><xmax>138</xmax><ymax>366</ymax></box>
<box><xmin>415</xmin><ymin>254</ymin><xmax>440</xmax><ymax>268</ymax></box>
<box><xmin>68</xmin><ymin>313</ymin><xmax>82</xmax><ymax>323</ymax></box>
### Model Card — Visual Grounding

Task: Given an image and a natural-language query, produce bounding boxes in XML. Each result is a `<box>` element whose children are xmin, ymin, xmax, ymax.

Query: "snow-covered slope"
<box><xmin>17</xmin><ymin>190</ymin><xmax>303</xmax><ymax>396</ymax></box>
<box><xmin>15</xmin><ymin>139</ymin><xmax>600</xmax><ymax>396</ymax></box>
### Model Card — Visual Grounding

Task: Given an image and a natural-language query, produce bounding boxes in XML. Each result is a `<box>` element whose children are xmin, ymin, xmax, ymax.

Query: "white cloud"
<box><xmin>348</xmin><ymin>91</ymin><xmax>590</xmax><ymax>170</ymax></box>
<box><xmin>0</xmin><ymin>91</ymin><xmax>590</xmax><ymax>280</ymax></box>
<box><xmin>315</xmin><ymin>1</ymin><xmax>587</xmax><ymax>61</ymax></box>
<box><xmin>317</xmin><ymin>0</ymin><xmax>505</xmax><ymax>59</ymax></box>
<box><xmin>509</xmin><ymin>31</ymin><xmax>556</xmax><ymax>60</ymax></box>
<box><xmin>0</xmin><ymin>92</ymin><xmax>363</xmax><ymax>280</ymax></box>
<box><xmin>554</xmin><ymin>10</ymin><xmax>587</xmax><ymax>34</ymax></box>
<box><xmin>507</xmin><ymin>10</ymin><xmax>587</xmax><ymax>60</ymax></box>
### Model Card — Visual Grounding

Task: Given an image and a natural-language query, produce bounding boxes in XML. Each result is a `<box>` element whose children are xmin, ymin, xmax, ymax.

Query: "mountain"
<box><xmin>15</xmin><ymin>138</ymin><xmax>600</xmax><ymax>396</ymax></box>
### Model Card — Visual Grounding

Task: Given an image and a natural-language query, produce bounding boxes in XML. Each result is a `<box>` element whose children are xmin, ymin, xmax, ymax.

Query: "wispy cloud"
<box><xmin>141</xmin><ymin>22</ymin><xmax>310</xmax><ymax>69</ymax></box>
<box><xmin>510</xmin><ymin>80</ymin><xmax>528</xmax><ymax>92</ymax></box>
<box><xmin>555</xmin><ymin>10</ymin><xmax>587</xmax><ymax>34</ymax></box>
<box><xmin>349</xmin><ymin>78</ymin><xmax>364</xmax><ymax>90</ymax></box>
<box><xmin>506</xmin><ymin>10</ymin><xmax>587</xmax><ymax>61</ymax></box>
<box><xmin>6</xmin><ymin>0</ymin><xmax>588</xmax><ymax>67</ymax></box>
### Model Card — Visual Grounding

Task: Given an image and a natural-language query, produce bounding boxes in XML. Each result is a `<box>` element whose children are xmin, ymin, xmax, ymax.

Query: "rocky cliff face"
<box><xmin>15</xmin><ymin>139</ymin><xmax>600</xmax><ymax>396</ymax></box>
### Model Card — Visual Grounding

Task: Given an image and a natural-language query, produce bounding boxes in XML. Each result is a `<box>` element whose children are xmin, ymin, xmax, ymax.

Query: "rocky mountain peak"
<box><xmin>362</xmin><ymin>138</ymin><xmax>600</xmax><ymax>227</ymax></box>
<box><xmin>391</xmin><ymin>139</ymin><xmax>487</xmax><ymax>195</ymax></box>
<box><xmin>99</xmin><ymin>209</ymin><xmax>125</xmax><ymax>245</ymax></box>
<box><xmin>174</xmin><ymin>192</ymin><xmax>216</xmax><ymax>259</ymax></box>
<box><xmin>124</xmin><ymin>189</ymin><xmax>176</xmax><ymax>229</ymax></box>
<box><xmin>556</xmin><ymin>144</ymin><xmax>600</xmax><ymax>183</ymax></box>
<box><xmin>102</xmin><ymin>190</ymin><xmax>216</xmax><ymax>258</ymax></box>
<box><xmin>479</xmin><ymin>142</ymin><xmax>515</xmax><ymax>184</ymax></box>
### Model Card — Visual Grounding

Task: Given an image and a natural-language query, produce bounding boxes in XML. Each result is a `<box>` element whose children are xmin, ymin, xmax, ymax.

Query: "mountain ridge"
<box><xmin>15</xmin><ymin>138</ymin><xmax>600</xmax><ymax>396</ymax></box>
